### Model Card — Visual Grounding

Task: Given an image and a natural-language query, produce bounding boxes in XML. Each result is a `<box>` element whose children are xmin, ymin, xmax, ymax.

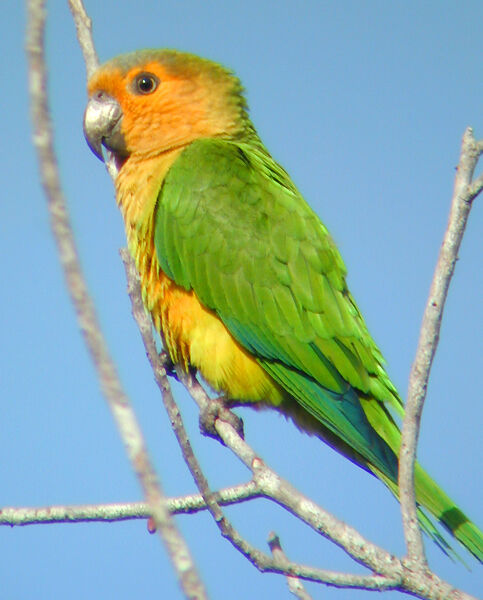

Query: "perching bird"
<box><xmin>83</xmin><ymin>49</ymin><xmax>482</xmax><ymax>561</ymax></box>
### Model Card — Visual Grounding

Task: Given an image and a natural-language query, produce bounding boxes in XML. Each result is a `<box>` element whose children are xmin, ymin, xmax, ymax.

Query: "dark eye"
<box><xmin>134</xmin><ymin>73</ymin><xmax>159</xmax><ymax>95</ymax></box>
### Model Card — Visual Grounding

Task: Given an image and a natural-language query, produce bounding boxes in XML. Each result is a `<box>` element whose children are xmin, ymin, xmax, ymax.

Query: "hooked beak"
<box><xmin>83</xmin><ymin>92</ymin><xmax>128</xmax><ymax>161</ymax></box>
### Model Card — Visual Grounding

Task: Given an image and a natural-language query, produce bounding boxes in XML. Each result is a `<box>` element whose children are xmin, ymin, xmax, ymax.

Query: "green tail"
<box><xmin>375</xmin><ymin>463</ymin><xmax>483</xmax><ymax>563</ymax></box>
<box><xmin>283</xmin><ymin>379</ymin><xmax>483</xmax><ymax>563</ymax></box>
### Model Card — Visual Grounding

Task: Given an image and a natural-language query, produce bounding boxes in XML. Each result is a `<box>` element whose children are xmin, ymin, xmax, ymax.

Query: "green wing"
<box><xmin>154</xmin><ymin>137</ymin><xmax>401</xmax><ymax>481</ymax></box>
<box><xmin>153</xmin><ymin>138</ymin><xmax>483</xmax><ymax>562</ymax></box>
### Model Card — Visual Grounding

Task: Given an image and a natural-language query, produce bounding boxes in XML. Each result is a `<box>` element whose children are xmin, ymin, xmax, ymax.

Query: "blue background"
<box><xmin>1</xmin><ymin>1</ymin><xmax>481</xmax><ymax>598</ymax></box>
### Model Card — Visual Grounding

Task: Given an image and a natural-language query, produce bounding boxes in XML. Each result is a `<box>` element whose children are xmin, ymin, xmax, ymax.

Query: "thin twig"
<box><xmin>268</xmin><ymin>533</ymin><xmax>314</xmax><ymax>600</ymax></box>
<box><xmin>121</xmin><ymin>251</ymin><xmax>249</xmax><ymax>536</ymax></box>
<box><xmin>68</xmin><ymin>0</ymin><xmax>99</xmax><ymax>77</ymax></box>
<box><xmin>29</xmin><ymin>1</ymin><xmax>208</xmax><ymax>598</ymax></box>
<box><xmin>399</xmin><ymin>127</ymin><xmax>483</xmax><ymax>566</ymax></box>
<box><xmin>0</xmin><ymin>483</ymin><xmax>260</xmax><ymax>526</ymax></box>
<box><xmin>469</xmin><ymin>171</ymin><xmax>483</xmax><ymax>198</ymax></box>
<box><xmin>121</xmin><ymin>254</ymin><xmax>282</xmax><ymax>573</ymax></box>
<box><xmin>68</xmin><ymin>0</ymin><xmax>118</xmax><ymax>179</ymax></box>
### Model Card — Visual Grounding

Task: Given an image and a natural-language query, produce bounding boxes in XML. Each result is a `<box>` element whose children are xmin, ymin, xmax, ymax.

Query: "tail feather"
<box><xmin>373</xmin><ymin>464</ymin><xmax>483</xmax><ymax>563</ymax></box>
<box><xmin>414</xmin><ymin>463</ymin><xmax>483</xmax><ymax>563</ymax></box>
<box><xmin>285</xmin><ymin>387</ymin><xmax>483</xmax><ymax>562</ymax></box>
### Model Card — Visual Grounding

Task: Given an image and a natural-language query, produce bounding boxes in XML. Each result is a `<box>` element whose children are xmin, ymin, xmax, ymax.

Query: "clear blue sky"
<box><xmin>1</xmin><ymin>1</ymin><xmax>481</xmax><ymax>598</ymax></box>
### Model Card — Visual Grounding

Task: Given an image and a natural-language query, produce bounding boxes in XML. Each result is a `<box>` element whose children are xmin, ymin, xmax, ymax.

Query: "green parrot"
<box><xmin>83</xmin><ymin>49</ymin><xmax>483</xmax><ymax>562</ymax></box>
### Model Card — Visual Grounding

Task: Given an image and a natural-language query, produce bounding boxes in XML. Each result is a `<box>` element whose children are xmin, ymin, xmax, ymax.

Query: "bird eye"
<box><xmin>133</xmin><ymin>73</ymin><xmax>159</xmax><ymax>95</ymax></box>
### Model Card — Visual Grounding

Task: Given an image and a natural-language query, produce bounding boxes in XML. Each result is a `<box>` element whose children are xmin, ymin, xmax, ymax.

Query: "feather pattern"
<box><xmin>150</xmin><ymin>137</ymin><xmax>482</xmax><ymax>560</ymax></box>
<box><xmin>154</xmin><ymin>138</ymin><xmax>402</xmax><ymax>476</ymax></box>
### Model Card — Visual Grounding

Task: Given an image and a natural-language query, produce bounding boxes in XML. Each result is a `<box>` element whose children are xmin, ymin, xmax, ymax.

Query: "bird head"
<box><xmin>83</xmin><ymin>49</ymin><xmax>249</xmax><ymax>170</ymax></box>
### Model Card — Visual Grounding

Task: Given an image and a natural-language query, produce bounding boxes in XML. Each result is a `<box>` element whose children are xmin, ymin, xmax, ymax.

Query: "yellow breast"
<box><xmin>115</xmin><ymin>151</ymin><xmax>285</xmax><ymax>406</ymax></box>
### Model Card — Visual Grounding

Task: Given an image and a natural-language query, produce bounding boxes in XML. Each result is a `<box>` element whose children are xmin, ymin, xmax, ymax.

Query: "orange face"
<box><xmin>86</xmin><ymin>58</ymin><xmax>243</xmax><ymax>159</ymax></box>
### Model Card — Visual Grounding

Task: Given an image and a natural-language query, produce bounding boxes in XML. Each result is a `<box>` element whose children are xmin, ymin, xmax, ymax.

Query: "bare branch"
<box><xmin>0</xmin><ymin>482</ymin><xmax>260</xmax><ymax>526</ymax></box>
<box><xmin>120</xmin><ymin>252</ymin><xmax>258</xmax><ymax>551</ymax></box>
<box><xmin>172</xmin><ymin>368</ymin><xmax>401</xmax><ymax>578</ymax></box>
<box><xmin>268</xmin><ymin>533</ymin><xmax>314</xmax><ymax>600</ymax></box>
<box><xmin>399</xmin><ymin>127</ymin><xmax>483</xmax><ymax>566</ymax></box>
<box><xmin>168</xmin><ymin>362</ymin><xmax>479</xmax><ymax>598</ymax></box>
<box><xmin>68</xmin><ymin>0</ymin><xmax>118</xmax><ymax>179</ymax></box>
<box><xmin>28</xmin><ymin>1</ymin><xmax>207</xmax><ymax>598</ymax></box>
<box><xmin>215</xmin><ymin>417</ymin><xmax>479</xmax><ymax>599</ymax></box>
<box><xmin>68</xmin><ymin>0</ymin><xmax>99</xmax><ymax>77</ymax></box>
<box><xmin>121</xmin><ymin>254</ymin><xmax>283</xmax><ymax>575</ymax></box>
<box><xmin>469</xmin><ymin>171</ymin><xmax>483</xmax><ymax>199</ymax></box>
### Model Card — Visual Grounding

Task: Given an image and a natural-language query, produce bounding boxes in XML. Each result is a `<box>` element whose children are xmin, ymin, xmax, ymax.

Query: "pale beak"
<box><xmin>83</xmin><ymin>92</ymin><xmax>127</xmax><ymax>161</ymax></box>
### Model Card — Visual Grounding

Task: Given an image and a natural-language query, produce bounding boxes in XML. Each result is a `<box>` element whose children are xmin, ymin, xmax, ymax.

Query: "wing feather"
<box><xmin>154</xmin><ymin>138</ymin><xmax>401</xmax><ymax>479</ymax></box>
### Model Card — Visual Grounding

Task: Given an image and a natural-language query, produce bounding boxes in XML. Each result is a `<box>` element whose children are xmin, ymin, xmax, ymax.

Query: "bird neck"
<box><xmin>114</xmin><ymin>148</ymin><xmax>183</xmax><ymax>254</ymax></box>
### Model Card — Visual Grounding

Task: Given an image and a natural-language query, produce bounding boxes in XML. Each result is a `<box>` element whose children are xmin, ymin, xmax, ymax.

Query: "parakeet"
<box><xmin>83</xmin><ymin>49</ymin><xmax>482</xmax><ymax>561</ymax></box>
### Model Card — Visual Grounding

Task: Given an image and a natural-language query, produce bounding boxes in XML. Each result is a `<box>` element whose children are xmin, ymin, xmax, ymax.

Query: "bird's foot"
<box><xmin>199</xmin><ymin>396</ymin><xmax>244</xmax><ymax>444</ymax></box>
<box><xmin>159</xmin><ymin>351</ymin><xmax>179</xmax><ymax>381</ymax></box>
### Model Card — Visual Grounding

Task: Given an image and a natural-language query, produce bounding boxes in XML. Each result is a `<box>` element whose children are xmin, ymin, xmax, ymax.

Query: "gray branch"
<box><xmin>0</xmin><ymin>483</ymin><xmax>260</xmax><ymax>526</ymax></box>
<box><xmin>399</xmin><ymin>127</ymin><xmax>483</xmax><ymax>567</ymax></box>
<box><xmin>27</xmin><ymin>1</ymin><xmax>208</xmax><ymax>598</ymax></box>
<box><xmin>68</xmin><ymin>0</ymin><xmax>98</xmax><ymax>77</ymax></box>
<box><xmin>209</xmin><ymin>406</ymin><xmax>477</xmax><ymax>599</ymax></box>
<box><xmin>268</xmin><ymin>533</ymin><xmax>314</xmax><ymax>600</ymax></box>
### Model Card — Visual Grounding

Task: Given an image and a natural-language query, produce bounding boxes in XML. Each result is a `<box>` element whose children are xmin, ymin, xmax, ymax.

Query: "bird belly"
<box><xmin>142</xmin><ymin>255</ymin><xmax>285</xmax><ymax>407</ymax></box>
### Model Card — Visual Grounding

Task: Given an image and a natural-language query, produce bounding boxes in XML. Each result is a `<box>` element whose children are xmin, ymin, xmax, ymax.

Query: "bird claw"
<box><xmin>199</xmin><ymin>397</ymin><xmax>244</xmax><ymax>443</ymax></box>
<box><xmin>159</xmin><ymin>352</ymin><xmax>179</xmax><ymax>381</ymax></box>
